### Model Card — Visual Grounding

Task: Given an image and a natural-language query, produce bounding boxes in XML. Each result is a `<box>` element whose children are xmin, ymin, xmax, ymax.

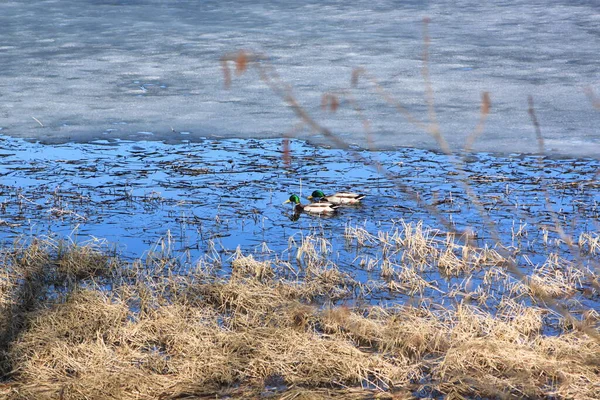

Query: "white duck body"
<box><xmin>308</xmin><ymin>190</ymin><xmax>365</xmax><ymax>205</ymax></box>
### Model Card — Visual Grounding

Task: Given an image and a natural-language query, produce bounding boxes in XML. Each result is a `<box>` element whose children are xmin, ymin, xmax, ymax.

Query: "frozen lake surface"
<box><xmin>0</xmin><ymin>0</ymin><xmax>599</xmax><ymax>156</ymax></box>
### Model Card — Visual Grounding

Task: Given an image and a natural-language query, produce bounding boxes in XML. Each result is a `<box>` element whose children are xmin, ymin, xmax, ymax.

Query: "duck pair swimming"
<box><xmin>284</xmin><ymin>190</ymin><xmax>365</xmax><ymax>215</ymax></box>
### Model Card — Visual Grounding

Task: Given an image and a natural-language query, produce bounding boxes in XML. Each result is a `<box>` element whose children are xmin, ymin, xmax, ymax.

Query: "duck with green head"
<box><xmin>284</xmin><ymin>194</ymin><xmax>339</xmax><ymax>215</ymax></box>
<box><xmin>308</xmin><ymin>190</ymin><xmax>365</xmax><ymax>205</ymax></box>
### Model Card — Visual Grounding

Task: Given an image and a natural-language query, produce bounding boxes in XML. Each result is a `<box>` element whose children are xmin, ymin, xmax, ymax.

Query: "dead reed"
<box><xmin>0</xmin><ymin>235</ymin><xmax>598</xmax><ymax>399</ymax></box>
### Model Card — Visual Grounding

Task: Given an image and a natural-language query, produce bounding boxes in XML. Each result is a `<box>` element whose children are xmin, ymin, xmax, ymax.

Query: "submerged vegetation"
<box><xmin>0</xmin><ymin>232</ymin><xmax>598</xmax><ymax>399</ymax></box>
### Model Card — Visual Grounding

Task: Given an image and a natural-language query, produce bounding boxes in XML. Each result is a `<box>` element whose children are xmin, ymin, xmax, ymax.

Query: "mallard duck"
<box><xmin>307</xmin><ymin>190</ymin><xmax>365</xmax><ymax>205</ymax></box>
<box><xmin>283</xmin><ymin>194</ymin><xmax>339</xmax><ymax>215</ymax></box>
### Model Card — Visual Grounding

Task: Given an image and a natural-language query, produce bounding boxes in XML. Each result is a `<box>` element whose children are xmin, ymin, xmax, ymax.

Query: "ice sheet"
<box><xmin>0</xmin><ymin>0</ymin><xmax>598</xmax><ymax>156</ymax></box>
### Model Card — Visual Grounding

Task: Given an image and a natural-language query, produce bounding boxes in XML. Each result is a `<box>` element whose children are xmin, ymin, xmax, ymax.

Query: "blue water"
<box><xmin>1</xmin><ymin>135</ymin><xmax>598</xmax><ymax>271</ymax></box>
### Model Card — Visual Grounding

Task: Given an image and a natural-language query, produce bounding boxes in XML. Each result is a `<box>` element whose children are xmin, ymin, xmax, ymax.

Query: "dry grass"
<box><xmin>437</xmin><ymin>306</ymin><xmax>600</xmax><ymax>399</ymax></box>
<box><xmin>521</xmin><ymin>254</ymin><xmax>587</xmax><ymax>299</ymax></box>
<box><xmin>579</xmin><ymin>232</ymin><xmax>600</xmax><ymax>256</ymax></box>
<box><xmin>0</xmin><ymin>237</ymin><xmax>597</xmax><ymax>400</ymax></box>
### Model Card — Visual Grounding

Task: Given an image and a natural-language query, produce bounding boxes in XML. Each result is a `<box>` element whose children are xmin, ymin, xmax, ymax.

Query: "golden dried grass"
<box><xmin>437</xmin><ymin>308</ymin><xmax>600</xmax><ymax>399</ymax></box>
<box><xmin>0</xmin><ymin>237</ymin><xmax>597</xmax><ymax>400</ymax></box>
